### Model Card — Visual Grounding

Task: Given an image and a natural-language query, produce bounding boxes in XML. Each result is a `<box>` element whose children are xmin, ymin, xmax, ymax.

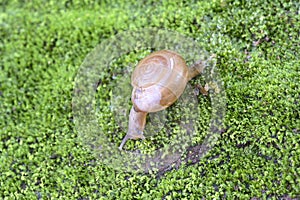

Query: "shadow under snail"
<box><xmin>119</xmin><ymin>49</ymin><xmax>210</xmax><ymax>150</ymax></box>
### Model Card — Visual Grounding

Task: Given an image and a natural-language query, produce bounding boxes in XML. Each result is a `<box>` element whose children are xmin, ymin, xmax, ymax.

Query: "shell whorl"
<box><xmin>131</xmin><ymin>50</ymin><xmax>189</xmax><ymax>113</ymax></box>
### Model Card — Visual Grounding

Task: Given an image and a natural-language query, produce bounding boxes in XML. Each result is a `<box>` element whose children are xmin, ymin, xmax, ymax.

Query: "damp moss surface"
<box><xmin>0</xmin><ymin>0</ymin><xmax>299</xmax><ymax>199</ymax></box>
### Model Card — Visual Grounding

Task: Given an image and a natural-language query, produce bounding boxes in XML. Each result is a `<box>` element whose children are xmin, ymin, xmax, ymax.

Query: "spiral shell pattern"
<box><xmin>131</xmin><ymin>50</ymin><xmax>189</xmax><ymax>112</ymax></box>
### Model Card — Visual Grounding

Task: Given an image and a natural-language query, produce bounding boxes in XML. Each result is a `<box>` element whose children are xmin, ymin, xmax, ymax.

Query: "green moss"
<box><xmin>0</xmin><ymin>0</ymin><xmax>299</xmax><ymax>199</ymax></box>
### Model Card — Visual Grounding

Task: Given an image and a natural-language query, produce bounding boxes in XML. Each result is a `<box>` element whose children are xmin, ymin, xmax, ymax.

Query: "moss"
<box><xmin>0</xmin><ymin>0</ymin><xmax>299</xmax><ymax>198</ymax></box>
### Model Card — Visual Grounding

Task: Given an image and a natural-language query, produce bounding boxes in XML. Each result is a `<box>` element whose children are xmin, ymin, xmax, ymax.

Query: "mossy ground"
<box><xmin>0</xmin><ymin>0</ymin><xmax>299</xmax><ymax>199</ymax></box>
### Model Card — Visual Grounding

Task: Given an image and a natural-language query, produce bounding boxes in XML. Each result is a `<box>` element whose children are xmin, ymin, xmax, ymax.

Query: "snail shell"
<box><xmin>119</xmin><ymin>50</ymin><xmax>206</xmax><ymax>150</ymax></box>
<box><xmin>131</xmin><ymin>50</ymin><xmax>189</xmax><ymax>113</ymax></box>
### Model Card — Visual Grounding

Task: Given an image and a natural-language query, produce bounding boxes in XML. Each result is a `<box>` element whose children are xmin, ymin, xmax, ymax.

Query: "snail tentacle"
<box><xmin>119</xmin><ymin>107</ymin><xmax>147</xmax><ymax>150</ymax></box>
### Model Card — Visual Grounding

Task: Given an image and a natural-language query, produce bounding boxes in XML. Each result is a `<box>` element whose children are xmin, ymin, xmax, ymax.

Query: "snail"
<box><xmin>119</xmin><ymin>50</ymin><xmax>209</xmax><ymax>150</ymax></box>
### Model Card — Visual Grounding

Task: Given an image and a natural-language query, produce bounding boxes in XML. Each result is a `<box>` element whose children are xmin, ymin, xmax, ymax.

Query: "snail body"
<box><xmin>119</xmin><ymin>50</ymin><xmax>206</xmax><ymax>150</ymax></box>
